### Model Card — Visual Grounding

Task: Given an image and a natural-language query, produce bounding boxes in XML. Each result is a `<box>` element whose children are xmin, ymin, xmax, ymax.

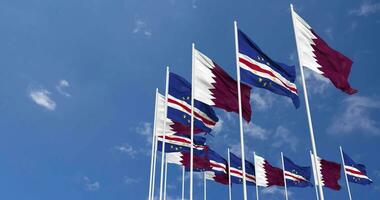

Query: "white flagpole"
<box><xmin>254</xmin><ymin>152</ymin><xmax>259</xmax><ymax>200</ymax></box>
<box><xmin>290</xmin><ymin>4</ymin><xmax>324</xmax><ymax>200</ymax></box>
<box><xmin>233</xmin><ymin>20</ymin><xmax>248</xmax><ymax>200</ymax></box>
<box><xmin>182</xmin><ymin>166</ymin><xmax>185</xmax><ymax>200</ymax></box>
<box><xmin>310</xmin><ymin>151</ymin><xmax>320</xmax><ymax>200</ymax></box>
<box><xmin>190</xmin><ymin>43</ymin><xmax>195</xmax><ymax>200</ymax></box>
<box><xmin>164</xmin><ymin>156</ymin><xmax>168</xmax><ymax>200</ymax></box>
<box><xmin>228</xmin><ymin>148</ymin><xmax>232</xmax><ymax>200</ymax></box>
<box><xmin>149</xmin><ymin>89</ymin><xmax>159</xmax><ymax>200</ymax></box>
<box><xmin>340</xmin><ymin>146</ymin><xmax>353</xmax><ymax>200</ymax></box>
<box><xmin>281</xmin><ymin>152</ymin><xmax>289</xmax><ymax>200</ymax></box>
<box><xmin>159</xmin><ymin>67</ymin><xmax>170</xmax><ymax>200</ymax></box>
<box><xmin>204</xmin><ymin>172</ymin><xmax>207</xmax><ymax>200</ymax></box>
<box><xmin>151</xmin><ymin>129</ymin><xmax>159</xmax><ymax>200</ymax></box>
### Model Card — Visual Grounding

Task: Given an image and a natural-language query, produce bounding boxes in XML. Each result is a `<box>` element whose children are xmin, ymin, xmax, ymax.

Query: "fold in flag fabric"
<box><xmin>292</xmin><ymin>9</ymin><xmax>357</xmax><ymax>94</ymax></box>
<box><xmin>254</xmin><ymin>154</ymin><xmax>284</xmax><ymax>187</ymax></box>
<box><xmin>205</xmin><ymin>149</ymin><xmax>229</xmax><ymax>185</ymax></box>
<box><xmin>238</xmin><ymin>29</ymin><xmax>300</xmax><ymax>108</ymax></box>
<box><xmin>193</xmin><ymin>48</ymin><xmax>252</xmax><ymax>122</ymax></box>
<box><xmin>342</xmin><ymin>150</ymin><xmax>373</xmax><ymax>185</ymax></box>
<box><xmin>311</xmin><ymin>153</ymin><xmax>341</xmax><ymax>190</ymax></box>
<box><xmin>166</xmin><ymin>147</ymin><xmax>211</xmax><ymax>172</ymax></box>
<box><xmin>168</xmin><ymin>72</ymin><xmax>219</xmax><ymax>134</ymax></box>
<box><xmin>155</xmin><ymin>92</ymin><xmax>177</xmax><ymax>136</ymax></box>
<box><xmin>283</xmin><ymin>156</ymin><xmax>313</xmax><ymax>187</ymax></box>
<box><xmin>156</xmin><ymin>134</ymin><xmax>206</xmax><ymax>152</ymax></box>
<box><xmin>229</xmin><ymin>152</ymin><xmax>256</xmax><ymax>185</ymax></box>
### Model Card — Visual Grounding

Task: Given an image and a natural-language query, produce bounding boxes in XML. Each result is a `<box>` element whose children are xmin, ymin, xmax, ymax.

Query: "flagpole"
<box><xmin>190</xmin><ymin>43</ymin><xmax>195</xmax><ymax>200</ymax></box>
<box><xmin>281</xmin><ymin>152</ymin><xmax>289</xmax><ymax>200</ymax></box>
<box><xmin>164</xmin><ymin>155</ymin><xmax>168</xmax><ymax>200</ymax></box>
<box><xmin>233</xmin><ymin>20</ymin><xmax>248</xmax><ymax>200</ymax></box>
<box><xmin>152</xmin><ymin>130</ymin><xmax>159</xmax><ymax>200</ymax></box>
<box><xmin>159</xmin><ymin>67</ymin><xmax>170</xmax><ymax>200</ymax></box>
<box><xmin>182</xmin><ymin>166</ymin><xmax>185</xmax><ymax>200</ymax></box>
<box><xmin>254</xmin><ymin>152</ymin><xmax>259</xmax><ymax>200</ymax></box>
<box><xmin>204</xmin><ymin>172</ymin><xmax>207</xmax><ymax>200</ymax></box>
<box><xmin>290</xmin><ymin>4</ymin><xmax>324</xmax><ymax>200</ymax></box>
<box><xmin>340</xmin><ymin>146</ymin><xmax>353</xmax><ymax>200</ymax></box>
<box><xmin>148</xmin><ymin>88</ymin><xmax>159</xmax><ymax>200</ymax></box>
<box><xmin>228</xmin><ymin>148</ymin><xmax>232</xmax><ymax>200</ymax></box>
<box><xmin>310</xmin><ymin>151</ymin><xmax>320</xmax><ymax>200</ymax></box>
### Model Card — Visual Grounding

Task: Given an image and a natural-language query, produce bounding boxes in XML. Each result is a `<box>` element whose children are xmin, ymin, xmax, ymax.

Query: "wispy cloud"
<box><xmin>302</xmin><ymin>68</ymin><xmax>330</xmax><ymax>94</ymax></box>
<box><xmin>350</xmin><ymin>1</ymin><xmax>380</xmax><ymax>16</ymax></box>
<box><xmin>251</xmin><ymin>91</ymin><xmax>275</xmax><ymax>111</ymax></box>
<box><xmin>124</xmin><ymin>176</ymin><xmax>141</xmax><ymax>184</ymax></box>
<box><xmin>114</xmin><ymin>143</ymin><xmax>138</xmax><ymax>158</ymax></box>
<box><xmin>29</xmin><ymin>88</ymin><xmax>56</xmax><ymax>111</ymax></box>
<box><xmin>132</xmin><ymin>19</ymin><xmax>152</xmax><ymax>37</ymax></box>
<box><xmin>261</xmin><ymin>187</ymin><xmax>291</xmax><ymax>197</ymax></box>
<box><xmin>83</xmin><ymin>176</ymin><xmax>100</xmax><ymax>191</ymax></box>
<box><xmin>136</xmin><ymin>122</ymin><xmax>153</xmax><ymax>143</ymax></box>
<box><xmin>244</xmin><ymin>122</ymin><xmax>269</xmax><ymax>140</ymax></box>
<box><xmin>272</xmin><ymin>126</ymin><xmax>299</xmax><ymax>152</ymax></box>
<box><xmin>328</xmin><ymin>96</ymin><xmax>380</xmax><ymax>135</ymax></box>
<box><xmin>56</xmin><ymin>79</ymin><xmax>71</xmax><ymax>97</ymax></box>
<box><xmin>212</xmin><ymin>119</ymin><xmax>224</xmax><ymax>135</ymax></box>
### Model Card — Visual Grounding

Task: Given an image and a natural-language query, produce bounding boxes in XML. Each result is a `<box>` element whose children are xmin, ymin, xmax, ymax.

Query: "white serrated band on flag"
<box><xmin>193</xmin><ymin>49</ymin><xmax>217</xmax><ymax>106</ymax></box>
<box><xmin>166</xmin><ymin>152</ymin><xmax>183</xmax><ymax>165</ymax></box>
<box><xmin>205</xmin><ymin>171</ymin><xmax>216</xmax><ymax>181</ymax></box>
<box><xmin>310</xmin><ymin>153</ymin><xmax>325</xmax><ymax>186</ymax></box>
<box><xmin>344</xmin><ymin>166</ymin><xmax>372</xmax><ymax>180</ymax></box>
<box><xmin>155</xmin><ymin>93</ymin><xmax>176</xmax><ymax>136</ymax></box>
<box><xmin>254</xmin><ymin>154</ymin><xmax>269</xmax><ymax>187</ymax></box>
<box><xmin>292</xmin><ymin>10</ymin><xmax>323</xmax><ymax>74</ymax></box>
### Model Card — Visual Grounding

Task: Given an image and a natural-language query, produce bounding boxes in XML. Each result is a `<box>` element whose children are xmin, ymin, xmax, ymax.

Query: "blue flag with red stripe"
<box><xmin>157</xmin><ymin>134</ymin><xmax>206</xmax><ymax>153</ymax></box>
<box><xmin>229</xmin><ymin>152</ymin><xmax>255</xmax><ymax>185</ymax></box>
<box><xmin>283</xmin><ymin>156</ymin><xmax>312</xmax><ymax>187</ymax></box>
<box><xmin>238</xmin><ymin>29</ymin><xmax>300</xmax><ymax>108</ymax></box>
<box><xmin>343</xmin><ymin>151</ymin><xmax>373</xmax><ymax>185</ymax></box>
<box><xmin>168</xmin><ymin>73</ymin><xmax>219</xmax><ymax>134</ymax></box>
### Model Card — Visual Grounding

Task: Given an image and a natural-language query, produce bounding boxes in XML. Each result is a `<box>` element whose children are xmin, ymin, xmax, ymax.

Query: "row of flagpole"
<box><xmin>147</xmin><ymin>4</ymin><xmax>360</xmax><ymax>200</ymax></box>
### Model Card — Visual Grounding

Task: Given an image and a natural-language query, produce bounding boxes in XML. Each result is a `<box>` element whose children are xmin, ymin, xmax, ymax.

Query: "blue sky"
<box><xmin>0</xmin><ymin>0</ymin><xmax>379</xmax><ymax>199</ymax></box>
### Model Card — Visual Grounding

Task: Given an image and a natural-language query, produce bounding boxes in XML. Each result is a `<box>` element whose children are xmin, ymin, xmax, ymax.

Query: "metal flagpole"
<box><xmin>340</xmin><ymin>146</ymin><xmax>353</xmax><ymax>200</ymax></box>
<box><xmin>281</xmin><ymin>152</ymin><xmax>289</xmax><ymax>200</ymax></box>
<box><xmin>290</xmin><ymin>4</ymin><xmax>324</xmax><ymax>200</ymax></box>
<box><xmin>254</xmin><ymin>152</ymin><xmax>259</xmax><ymax>200</ymax></box>
<box><xmin>310</xmin><ymin>151</ymin><xmax>320</xmax><ymax>200</ymax></box>
<box><xmin>233</xmin><ymin>20</ymin><xmax>248</xmax><ymax>200</ymax></box>
<box><xmin>204</xmin><ymin>172</ymin><xmax>207</xmax><ymax>200</ymax></box>
<box><xmin>151</xmin><ymin>128</ymin><xmax>159</xmax><ymax>200</ymax></box>
<box><xmin>159</xmin><ymin>67</ymin><xmax>170</xmax><ymax>200</ymax></box>
<box><xmin>149</xmin><ymin>89</ymin><xmax>159</xmax><ymax>200</ymax></box>
<box><xmin>190</xmin><ymin>43</ymin><xmax>195</xmax><ymax>200</ymax></box>
<box><xmin>228</xmin><ymin>148</ymin><xmax>232</xmax><ymax>200</ymax></box>
<box><xmin>182</xmin><ymin>166</ymin><xmax>185</xmax><ymax>200</ymax></box>
<box><xmin>164</xmin><ymin>156</ymin><xmax>168</xmax><ymax>200</ymax></box>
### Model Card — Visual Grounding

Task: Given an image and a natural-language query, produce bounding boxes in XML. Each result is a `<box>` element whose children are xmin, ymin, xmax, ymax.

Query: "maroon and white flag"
<box><xmin>254</xmin><ymin>154</ymin><xmax>285</xmax><ymax>187</ymax></box>
<box><xmin>311</xmin><ymin>153</ymin><xmax>341</xmax><ymax>190</ymax></box>
<box><xmin>292</xmin><ymin>9</ymin><xmax>357</xmax><ymax>94</ymax></box>
<box><xmin>193</xmin><ymin>49</ymin><xmax>252</xmax><ymax>122</ymax></box>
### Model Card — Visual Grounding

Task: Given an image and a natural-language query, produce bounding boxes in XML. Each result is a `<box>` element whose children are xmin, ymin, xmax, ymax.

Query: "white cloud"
<box><xmin>272</xmin><ymin>126</ymin><xmax>299</xmax><ymax>152</ymax></box>
<box><xmin>191</xmin><ymin>0</ymin><xmax>198</xmax><ymax>9</ymax></box>
<box><xmin>244</xmin><ymin>122</ymin><xmax>269</xmax><ymax>140</ymax></box>
<box><xmin>212</xmin><ymin>119</ymin><xmax>223</xmax><ymax>135</ymax></box>
<box><xmin>324</xmin><ymin>27</ymin><xmax>333</xmax><ymax>39</ymax></box>
<box><xmin>350</xmin><ymin>2</ymin><xmax>380</xmax><ymax>16</ymax></box>
<box><xmin>328</xmin><ymin>96</ymin><xmax>380</xmax><ymax>135</ymax></box>
<box><xmin>302</xmin><ymin>68</ymin><xmax>330</xmax><ymax>94</ymax></box>
<box><xmin>261</xmin><ymin>187</ymin><xmax>292</xmax><ymax>197</ymax></box>
<box><xmin>251</xmin><ymin>91</ymin><xmax>275</xmax><ymax>111</ymax></box>
<box><xmin>133</xmin><ymin>19</ymin><xmax>152</xmax><ymax>37</ymax></box>
<box><xmin>124</xmin><ymin>177</ymin><xmax>141</xmax><ymax>184</ymax></box>
<box><xmin>83</xmin><ymin>176</ymin><xmax>100</xmax><ymax>191</ymax></box>
<box><xmin>136</xmin><ymin>122</ymin><xmax>153</xmax><ymax>143</ymax></box>
<box><xmin>114</xmin><ymin>143</ymin><xmax>138</xmax><ymax>158</ymax></box>
<box><xmin>56</xmin><ymin>79</ymin><xmax>71</xmax><ymax>97</ymax></box>
<box><xmin>29</xmin><ymin>88</ymin><xmax>56</xmax><ymax>111</ymax></box>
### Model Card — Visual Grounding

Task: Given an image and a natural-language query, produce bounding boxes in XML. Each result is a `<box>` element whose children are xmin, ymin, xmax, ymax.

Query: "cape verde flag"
<box><xmin>283</xmin><ymin>156</ymin><xmax>313</xmax><ymax>187</ymax></box>
<box><xmin>342</xmin><ymin>151</ymin><xmax>373</xmax><ymax>185</ymax></box>
<box><xmin>168</xmin><ymin>73</ymin><xmax>219</xmax><ymax>134</ymax></box>
<box><xmin>205</xmin><ymin>149</ymin><xmax>229</xmax><ymax>185</ymax></box>
<box><xmin>157</xmin><ymin>134</ymin><xmax>206</xmax><ymax>153</ymax></box>
<box><xmin>238</xmin><ymin>29</ymin><xmax>300</xmax><ymax>108</ymax></box>
<box><xmin>229</xmin><ymin>152</ymin><xmax>255</xmax><ymax>185</ymax></box>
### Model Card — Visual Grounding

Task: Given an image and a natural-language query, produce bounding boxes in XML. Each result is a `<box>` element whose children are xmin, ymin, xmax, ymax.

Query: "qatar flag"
<box><xmin>310</xmin><ymin>153</ymin><xmax>341</xmax><ymax>190</ymax></box>
<box><xmin>292</xmin><ymin>7</ymin><xmax>357</xmax><ymax>94</ymax></box>
<box><xmin>254</xmin><ymin>154</ymin><xmax>285</xmax><ymax>187</ymax></box>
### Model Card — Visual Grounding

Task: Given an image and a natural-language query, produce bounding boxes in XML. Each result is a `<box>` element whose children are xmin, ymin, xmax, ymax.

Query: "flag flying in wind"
<box><xmin>205</xmin><ymin>149</ymin><xmax>229</xmax><ymax>185</ymax></box>
<box><xmin>156</xmin><ymin>134</ymin><xmax>206</xmax><ymax>153</ymax></box>
<box><xmin>283</xmin><ymin>156</ymin><xmax>313</xmax><ymax>187</ymax></box>
<box><xmin>193</xmin><ymin>48</ymin><xmax>252</xmax><ymax>122</ymax></box>
<box><xmin>292</xmin><ymin>8</ymin><xmax>357</xmax><ymax>94</ymax></box>
<box><xmin>311</xmin><ymin>153</ymin><xmax>341</xmax><ymax>190</ymax></box>
<box><xmin>238</xmin><ymin>29</ymin><xmax>300</xmax><ymax>108</ymax></box>
<box><xmin>229</xmin><ymin>152</ymin><xmax>256</xmax><ymax>185</ymax></box>
<box><xmin>167</xmin><ymin>72</ymin><xmax>219</xmax><ymax>134</ymax></box>
<box><xmin>254</xmin><ymin>154</ymin><xmax>284</xmax><ymax>187</ymax></box>
<box><xmin>166</xmin><ymin>147</ymin><xmax>211</xmax><ymax>172</ymax></box>
<box><xmin>342</xmin><ymin>151</ymin><xmax>373</xmax><ymax>185</ymax></box>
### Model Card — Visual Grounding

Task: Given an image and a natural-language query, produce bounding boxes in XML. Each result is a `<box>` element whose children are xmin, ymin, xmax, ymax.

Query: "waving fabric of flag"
<box><xmin>166</xmin><ymin>146</ymin><xmax>211</xmax><ymax>172</ymax></box>
<box><xmin>156</xmin><ymin>134</ymin><xmax>206</xmax><ymax>152</ymax></box>
<box><xmin>292</xmin><ymin>9</ymin><xmax>357</xmax><ymax>94</ymax></box>
<box><xmin>238</xmin><ymin>29</ymin><xmax>300</xmax><ymax>108</ymax></box>
<box><xmin>193</xmin><ymin>48</ymin><xmax>252</xmax><ymax>122</ymax></box>
<box><xmin>254</xmin><ymin>154</ymin><xmax>284</xmax><ymax>187</ymax></box>
<box><xmin>168</xmin><ymin>72</ymin><xmax>219</xmax><ymax>134</ymax></box>
<box><xmin>342</xmin><ymin>151</ymin><xmax>373</xmax><ymax>185</ymax></box>
<box><xmin>311</xmin><ymin>154</ymin><xmax>341</xmax><ymax>190</ymax></box>
<box><xmin>229</xmin><ymin>152</ymin><xmax>256</xmax><ymax>185</ymax></box>
<box><xmin>205</xmin><ymin>149</ymin><xmax>229</xmax><ymax>185</ymax></box>
<box><xmin>283</xmin><ymin>156</ymin><xmax>312</xmax><ymax>187</ymax></box>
